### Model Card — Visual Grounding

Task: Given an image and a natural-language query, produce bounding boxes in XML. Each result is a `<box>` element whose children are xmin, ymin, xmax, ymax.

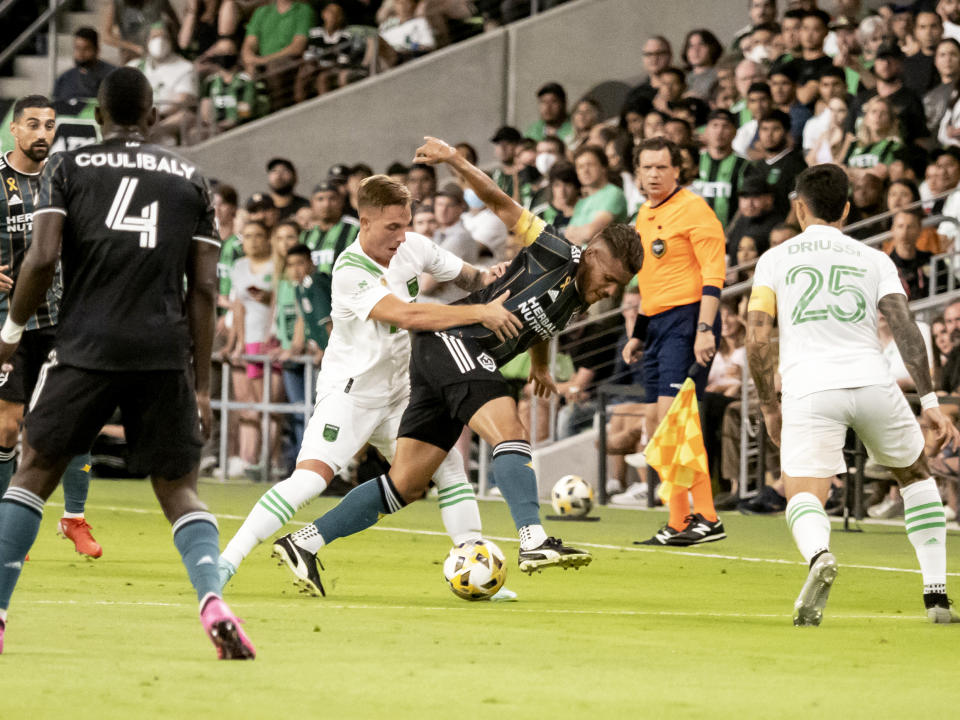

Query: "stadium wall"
<box><xmin>182</xmin><ymin>0</ymin><xmax>744</xmax><ymax>197</ymax></box>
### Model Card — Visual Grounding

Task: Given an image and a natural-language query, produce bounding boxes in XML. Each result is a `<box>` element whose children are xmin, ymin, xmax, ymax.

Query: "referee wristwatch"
<box><xmin>696</xmin><ymin>322</ymin><xmax>713</xmax><ymax>333</ymax></box>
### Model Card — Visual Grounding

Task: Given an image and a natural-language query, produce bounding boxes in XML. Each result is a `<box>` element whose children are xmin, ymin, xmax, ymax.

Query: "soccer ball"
<box><xmin>551</xmin><ymin>475</ymin><xmax>595</xmax><ymax>517</ymax></box>
<box><xmin>443</xmin><ymin>539</ymin><xmax>507</xmax><ymax>601</ymax></box>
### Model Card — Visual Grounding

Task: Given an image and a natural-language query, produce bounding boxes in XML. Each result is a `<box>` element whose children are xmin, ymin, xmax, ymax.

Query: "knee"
<box><xmin>392</xmin><ymin>471</ymin><xmax>430</xmax><ymax>504</ymax></box>
<box><xmin>0</xmin><ymin>414</ymin><xmax>21</xmax><ymax>447</ymax></box>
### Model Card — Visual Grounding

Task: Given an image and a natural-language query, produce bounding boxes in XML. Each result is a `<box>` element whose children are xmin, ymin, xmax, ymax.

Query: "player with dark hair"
<box><xmin>0</xmin><ymin>95</ymin><xmax>101</xmax><ymax>558</ymax></box>
<box><xmin>0</xmin><ymin>68</ymin><xmax>254</xmax><ymax>659</ymax></box>
<box><xmin>272</xmin><ymin>136</ymin><xmax>642</xmax><ymax>585</ymax></box>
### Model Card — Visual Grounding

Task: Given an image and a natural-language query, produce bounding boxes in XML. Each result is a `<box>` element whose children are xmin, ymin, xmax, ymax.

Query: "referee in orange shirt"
<box><xmin>622</xmin><ymin>137</ymin><xmax>727</xmax><ymax>546</ymax></box>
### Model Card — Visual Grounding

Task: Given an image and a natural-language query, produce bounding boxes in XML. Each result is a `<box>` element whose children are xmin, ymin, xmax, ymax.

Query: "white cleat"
<box><xmin>793</xmin><ymin>551</ymin><xmax>838</xmax><ymax>627</ymax></box>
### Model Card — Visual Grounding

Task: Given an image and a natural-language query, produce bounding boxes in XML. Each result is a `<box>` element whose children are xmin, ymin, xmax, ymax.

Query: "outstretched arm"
<box><xmin>414</xmin><ymin>137</ymin><xmax>523</xmax><ymax>230</ymax></box>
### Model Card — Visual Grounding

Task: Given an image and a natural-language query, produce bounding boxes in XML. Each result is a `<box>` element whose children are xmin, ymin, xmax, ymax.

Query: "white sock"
<box><xmin>519</xmin><ymin>523</ymin><xmax>547</xmax><ymax>550</ymax></box>
<box><xmin>290</xmin><ymin>522</ymin><xmax>325</xmax><ymax>553</ymax></box>
<box><xmin>900</xmin><ymin>478</ymin><xmax>948</xmax><ymax>591</ymax></box>
<box><xmin>786</xmin><ymin>492</ymin><xmax>831</xmax><ymax>564</ymax></box>
<box><xmin>434</xmin><ymin>448</ymin><xmax>482</xmax><ymax>546</ymax></box>
<box><xmin>0</xmin><ymin>608</ymin><xmax>7</xmax><ymax>624</ymax></box>
<box><xmin>61</xmin><ymin>511</ymin><xmax>84</xmax><ymax>519</ymax></box>
<box><xmin>221</xmin><ymin>468</ymin><xmax>327</xmax><ymax>568</ymax></box>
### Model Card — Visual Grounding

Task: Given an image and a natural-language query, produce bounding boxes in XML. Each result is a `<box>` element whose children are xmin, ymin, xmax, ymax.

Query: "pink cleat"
<box><xmin>0</xmin><ymin>618</ymin><xmax>5</xmax><ymax>655</ymax></box>
<box><xmin>200</xmin><ymin>596</ymin><xmax>255</xmax><ymax>660</ymax></box>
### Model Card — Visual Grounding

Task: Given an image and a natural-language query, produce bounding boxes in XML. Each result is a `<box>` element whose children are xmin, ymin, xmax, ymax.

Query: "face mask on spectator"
<box><xmin>535</xmin><ymin>152</ymin><xmax>558</xmax><ymax>176</ymax></box>
<box><xmin>745</xmin><ymin>44</ymin><xmax>769</xmax><ymax>64</ymax></box>
<box><xmin>148</xmin><ymin>37</ymin><xmax>171</xmax><ymax>61</ymax></box>
<box><xmin>463</xmin><ymin>188</ymin><xmax>485</xmax><ymax>209</ymax></box>
<box><xmin>211</xmin><ymin>54</ymin><xmax>238</xmax><ymax>70</ymax></box>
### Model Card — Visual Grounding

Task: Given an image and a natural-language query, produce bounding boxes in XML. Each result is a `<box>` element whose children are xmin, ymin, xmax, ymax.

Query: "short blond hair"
<box><xmin>358</xmin><ymin>174</ymin><xmax>412</xmax><ymax>212</ymax></box>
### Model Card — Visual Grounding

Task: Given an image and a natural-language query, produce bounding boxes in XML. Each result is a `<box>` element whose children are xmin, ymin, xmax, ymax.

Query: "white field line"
<box><xmin>45</xmin><ymin>501</ymin><xmax>960</xmax><ymax>577</ymax></box>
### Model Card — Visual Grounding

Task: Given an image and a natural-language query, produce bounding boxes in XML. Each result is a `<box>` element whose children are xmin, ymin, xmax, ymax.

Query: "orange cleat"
<box><xmin>57</xmin><ymin>517</ymin><xmax>103</xmax><ymax>558</ymax></box>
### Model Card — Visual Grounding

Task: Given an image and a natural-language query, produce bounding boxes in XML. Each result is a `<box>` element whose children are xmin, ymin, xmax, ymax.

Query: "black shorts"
<box><xmin>397</xmin><ymin>332</ymin><xmax>511</xmax><ymax>451</ymax></box>
<box><xmin>0</xmin><ymin>326</ymin><xmax>56</xmax><ymax>405</ymax></box>
<box><xmin>24</xmin><ymin>357</ymin><xmax>203</xmax><ymax>479</ymax></box>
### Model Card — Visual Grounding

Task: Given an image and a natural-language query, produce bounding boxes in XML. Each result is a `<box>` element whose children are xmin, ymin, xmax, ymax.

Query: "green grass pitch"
<box><xmin>2</xmin><ymin>479</ymin><xmax>960</xmax><ymax>719</ymax></box>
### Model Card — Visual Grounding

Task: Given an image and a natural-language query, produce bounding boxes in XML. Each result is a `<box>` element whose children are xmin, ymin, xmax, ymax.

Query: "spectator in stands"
<box><xmin>845</xmin><ymin>95</ymin><xmax>905</xmax><ymax>180</ymax></box>
<box><xmin>786</xmin><ymin>8</ymin><xmax>834</xmax><ymax>106</ymax></box>
<box><xmin>488</xmin><ymin>125</ymin><xmax>527</xmax><ymax>200</ymax></box>
<box><xmin>405</xmin><ymin>163</ymin><xmax>437</xmax><ymax>203</ymax></box>
<box><xmin>829</xmin><ymin>15</ymin><xmax>874</xmax><ymax>94</ymax></box>
<box><xmin>461</xmin><ymin>185</ymin><xmax>507</xmax><ymax>260</ymax></box>
<box><xmin>378</xmin><ymin>0</ymin><xmax>437</xmax><ymax>65</ymax></box>
<box><xmin>730</xmin><ymin>58</ymin><xmax>766</xmax><ymax>125</ymax></box>
<box><xmin>193</xmin><ymin>43</ymin><xmax>262</xmax><ymax>141</ymax></box>
<box><xmin>806</xmin><ymin>95</ymin><xmax>856</xmax><ymax>165</ymax></box>
<box><xmin>283</xmin><ymin>241</ymin><xmax>332</xmax><ymax>365</ymax></box>
<box><xmin>569</xmin><ymin>98</ymin><xmax>602</xmax><ymax>152</ymax></box>
<box><xmin>241</xmin><ymin>0</ymin><xmax>313</xmax><ymax>110</ymax></box>
<box><xmin>386</xmin><ymin>161</ymin><xmax>409</xmax><ymax>185</ymax></box>
<box><xmin>767</xmin><ymin>221</ymin><xmax>799</xmax><ymax>248</ymax></box>
<box><xmin>619</xmin><ymin>96</ymin><xmax>650</xmax><ymax>144</ymax></box>
<box><xmin>178</xmin><ymin>0</ymin><xmax>242</xmax><ymax>74</ymax></box>
<box><xmin>733</xmin><ymin>82</ymin><xmax>773</xmax><ymax>159</ymax></box>
<box><xmin>801</xmin><ymin>66</ymin><xmax>849</xmax><ymax>153</ymax></box>
<box><xmin>849</xmin><ymin>172</ymin><xmax>887</xmax><ymax>234</ymax></box>
<box><xmin>102</xmin><ymin>0</ymin><xmax>179</xmax><ymax>63</ymax></box>
<box><xmin>682</xmin><ymin>29</ymin><xmax>724</xmax><ymax>100</ymax></box>
<box><xmin>740</xmin><ymin>21</ymin><xmax>781</xmax><ymax>66</ymax></box>
<box><xmin>732</xmin><ymin>0</ymin><xmax>777</xmax><ymax>50</ymax></box>
<box><xmin>941</xmin><ymin>300</ymin><xmax>960</xmax><ymax>393</ymax></box>
<box><xmin>751</xmin><ymin>110</ymin><xmax>806</xmax><ymax>219</ymax></box>
<box><xmin>345</xmin><ymin>163</ymin><xmax>372</xmax><ymax>216</ymax></box>
<box><xmin>54</xmin><ymin>27</ymin><xmax>116</xmax><ymax>104</ymax></box>
<box><xmin>883</xmin><ymin>178</ymin><xmax>949</xmax><ymax>254</ymax></box>
<box><xmin>925</xmin><ymin>39</ymin><xmax>960</xmax><ymax>137</ymax></box>
<box><xmin>300</xmin><ymin>180</ymin><xmax>359</xmax><ymax>274</ymax></box>
<box><xmin>130</xmin><ymin>21</ymin><xmax>197</xmax><ymax>143</ymax></box>
<box><xmin>246</xmin><ymin>192</ymin><xmax>279</xmax><ymax>232</ymax></box>
<box><xmin>214</xmin><ymin>183</ymin><xmax>242</xmax><ymax>319</ymax></box>
<box><xmin>856</xmin><ymin>13</ymin><xmax>886</xmax><ymax>69</ymax></box>
<box><xmin>411</xmin><ymin>201</ymin><xmax>437</xmax><ymax>236</ymax></box>
<box><xmin>932</xmin><ymin>315</ymin><xmax>952</xmax><ymax>389</ymax></box>
<box><xmin>532</xmin><ymin>160</ymin><xmax>580</xmax><ymax>234</ymax></box>
<box><xmin>769</xmin><ymin>64</ymin><xmax>812</xmax><ymax>147</ymax></box>
<box><xmin>421</xmin><ymin>184</ymin><xmax>480</xmax><ymax>303</ymax></box>
<box><xmin>904</xmin><ymin>10</ymin><xmax>944</xmax><ymax>97</ymax></box>
<box><xmin>642</xmin><ymin>109</ymin><xmax>668</xmax><ymax>140</ymax></box>
<box><xmin>624</xmin><ymin>36</ymin><xmax>673</xmax><ymax>108</ymax></box>
<box><xmin>854</xmin><ymin>41</ymin><xmax>929</xmax><ymax>149</ymax></box>
<box><xmin>777</xmin><ymin>8</ymin><xmax>805</xmax><ymax>61</ymax></box>
<box><xmin>524</xmin><ymin>82</ymin><xmax>573</xmax><ymax>145</ymax></box>
<box><xmin>725</xmin><ymin>173</ymin><xmax>779</xmax><ymax>262</ymax></box>
<box><xmin>605</xmin><ymin>135</ymin><xmax>644</xmax><ymax>216</ymax></box>
<box><xmin>294</xmin><ymin>2</ymin><xmax>366</xmax><ymax>101</ymax></box>
<box><xmin>940</xmin><ymin>0</ymin><xmax>960</xmax><ymax>41</ymax></box>
<box><xmin>533</xmin><ymin>136</ymin><xmax>564</xmax><ymax>179</ymax></box>
<box><xmin>694</xmin><ymin>109</ymin><xmax>748</xmax><ymax>228</ymax></box>
<box><xmin>263</xmin><ymin>157</ymin><xmax>310</xmax><ymax>220</ymax></box>
<box><xmin>565</xmin><ymin>145</ymin><xmax>628</xmax><ymax>246</ymax></box>
<box><xmin>888</xmin><ymin>209</ymin><xmax>931</xmax><ymax>300</ymax></box>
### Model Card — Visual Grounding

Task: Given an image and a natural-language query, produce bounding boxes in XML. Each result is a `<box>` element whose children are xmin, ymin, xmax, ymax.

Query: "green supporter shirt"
<box><xmin>568</xmin><ymin>184</ymin><xmax>628</xmax><ymax>229</ymax></box>
<box><xmin>301</xmin><ymin>217</ymin><xmax>359</xmax><ymax>274</ymax></box>
<box><xmin>246</xmin><ymin>1</ymin><xmax>314</xmax><ymax>56</ymax></box>
<box><xmin>523</xmin><ymin>118</ymin><xmax>575</xmax><ymax>145</ymax></box>
<box><xmin>844</xmin><ymin>138</ymin><xmax>904</xmax><ymax>170</ymax></box>
<box><xmin>203</xmin><ymin>71</ymin><xmax>263</xmax><ymax>125</ymax></box>
<box><xmin>217</xmin><ymin>234</ymin><xmax>244</xmax><ymax>300</ymax></box>
<box><xmin>295</xmin><ymin>270</ymin><xmax>333</xmax><ymax>349</ymax></box>
<box><xmin>491</xmin><ymin>167</ymin><xmax>537</xmax><ymax>207</ymax></box>
<box><xmin>275</xmin><ymin>278</ymin><xmax>298</xmax><ymax>348</ymax></box>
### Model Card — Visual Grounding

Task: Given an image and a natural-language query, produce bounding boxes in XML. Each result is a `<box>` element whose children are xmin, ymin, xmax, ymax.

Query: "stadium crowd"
<box><xmin>12</xmin><ymin>0</ymin><xmax>960</xmax><ymax>527</ymax></box>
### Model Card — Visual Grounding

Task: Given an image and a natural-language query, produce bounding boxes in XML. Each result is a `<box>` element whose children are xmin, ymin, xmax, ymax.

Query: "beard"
<box><xmin>23</xmin><ymin>142</ymin><xmax>49</xmax><ymax>162</ymax></box>
<box><xmin>271</xmin><ymin>182</ymin><xmax>295</xmax><ymax>196</ymax></box>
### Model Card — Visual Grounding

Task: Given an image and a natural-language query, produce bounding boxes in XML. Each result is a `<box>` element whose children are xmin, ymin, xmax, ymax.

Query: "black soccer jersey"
<box><xmin>0</xmin><ymin>152</ymin><xmax>61</xmax><ymax>330</ymax></box>
<box><xmin>447</xmin><ymin>210</ymin><xmax>586</xmax><ymax>365</ymax></box>
<box><xmin>35</xmin><ymin>137</ymin><xmax>217</xmax><ymax>371</ymax></box>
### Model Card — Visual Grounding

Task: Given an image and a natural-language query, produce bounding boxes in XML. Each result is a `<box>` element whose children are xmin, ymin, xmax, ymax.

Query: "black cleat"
<box><xmin>924</xmin><ymin>592</ymin><xmax>960</xmax><ymax>623</ymax></box>
<box><xmin>272</xmin><ymin>534</ymin><xmax>326</xmax><ymax>596</ymax></box>
<box><xmin>518</xmin><ymin>537</ymin><xmax>592</xmax><ymax>574</ymax></box>
<box><xmin>635</xmin><ymin>523</ymin><xmax>684</xmax><ymax>546</ymax></box>
<box><xmin>668</xmin><ymin>513</ymin><xmax>726</xmax><ymax>546</ymax></box>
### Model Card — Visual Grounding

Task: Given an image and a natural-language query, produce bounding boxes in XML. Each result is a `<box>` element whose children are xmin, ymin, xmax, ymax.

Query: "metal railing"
<box><xmin>0</xmin><ymin>0</ymin><xmax>69</xmax><ymax>90</ymax></box>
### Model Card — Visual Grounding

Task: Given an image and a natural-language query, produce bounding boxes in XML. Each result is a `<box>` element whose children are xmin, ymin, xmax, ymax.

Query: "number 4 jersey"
<box><xmin>34</xmin><ymin>137</ymin><xmax>217</xmax><ymax>371</ymax></box>
<box><xmin>749</xmin><ymin>224</ymin><xmax>905</xmax><ymax>398</ymax></box>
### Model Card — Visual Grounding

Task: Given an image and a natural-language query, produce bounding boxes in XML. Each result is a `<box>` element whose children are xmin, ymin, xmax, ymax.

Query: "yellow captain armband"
<box><xmin>747</xmin><ymin>285</ymin><xmax>776</xmax><ymax>317</ymax></box>
<box><xmin>512</xmin><ymin>209</ymin><xmax>547</xmax><ymax>247</ymax></box>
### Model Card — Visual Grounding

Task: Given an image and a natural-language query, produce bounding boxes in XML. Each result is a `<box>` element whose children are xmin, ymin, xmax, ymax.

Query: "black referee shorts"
<box><xmin>397</xmin><ymin>331</ymin><xmax>511</xmax><ymax>451</ymax></box>
<box><xmin>24</xmin><ymin>356</ymin><xmax>203</xmax><ymax>479</ymax></box>
<box><xmin>0</xmin><ymin>326</ymin><xmax>56</xmax><ymax>405</ymax></box>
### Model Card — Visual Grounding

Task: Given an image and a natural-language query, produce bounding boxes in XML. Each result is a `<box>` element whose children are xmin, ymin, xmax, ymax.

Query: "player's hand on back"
<box><xmin>481</xmin><ymin>261</ymin><xmax>510</xmax><ymax>286</ymax></box>
<box><xmin>480</xmin><ymin>290</ymin><xmax>523</xmax><ymax>342</ymax></box>
<box><xmin>413</xmin><ymin>137</ymin><xmax>457</xmax><ymax>166</ymax></box>
<box><xmin>0</xmin><ymin>264</ymin><xmax>12</xmax><ymax>294</ymax></box>
<box><xmin>921</xmin><ymin>407</ymin><xmax>960</xmax><ymax>454</ymax></box>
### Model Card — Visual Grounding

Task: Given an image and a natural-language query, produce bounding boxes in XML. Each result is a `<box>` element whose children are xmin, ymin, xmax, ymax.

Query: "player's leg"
<box><xmin>852</xmin><ymin>383</ymin><xmax>954</xmax><ymax>622</ymax></box>
<box><xmin>781</xmin><ymin>389</ymin><xmax>848</xmax><ymax>626</ymax></box>
<box><xmin>57</xmin><ymin>454</ymin><xmax>102</xmax><ymax>558</ymax></box>
<box><xmin>0</xmin><ymin>399</ymin><xmax>21</xmax><ymax>497</ymax></box>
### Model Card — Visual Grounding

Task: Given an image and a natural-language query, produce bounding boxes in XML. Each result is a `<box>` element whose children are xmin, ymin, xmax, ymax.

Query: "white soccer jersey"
<box><xmin>751</xmin><ymin>224</ymin><xmax>906</xmax><ymax>398</ymax></box>
<box><xmin>317</xmin><ymin>232</ymin><xmax>463</xmax><ymax>407</ymax></box>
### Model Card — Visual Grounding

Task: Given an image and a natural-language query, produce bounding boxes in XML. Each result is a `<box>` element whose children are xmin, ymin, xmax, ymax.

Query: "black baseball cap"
<box><xmin>266</xmin><ymin>157</ymin><xmax>295</xmax><ymax>173</ymax></box>
<box><xmin>739</xmin><ymin>173</ymin><xmax>773</xmax><ymax>197</ymax></box>
<box><xmin>327</xmin><ymin>163</ymin><xmax>351</xmax><ymax>181</ymax></box>
<box><xmin>245</xmin><ymin>192</ymin><xmax>275</xmax><ymax>212</ymax></box>
<box><xmin>706</xmin><ymin>108</ymin><xmax>737</xmax><ymax>126</ymax></box>
<box><xmin>312</xmin><ymin>181</ymin><xmax>340</xmax><ymax>195</ymax></box>
<box><xmin>876</xmin><ymin>42</ymin><xmax>905</xmax><ymax>61</ymax></box>
<box><xmin>490</xmin><ymin>126</ymin><xmax>523</xmax><ymax>143</ymax></box>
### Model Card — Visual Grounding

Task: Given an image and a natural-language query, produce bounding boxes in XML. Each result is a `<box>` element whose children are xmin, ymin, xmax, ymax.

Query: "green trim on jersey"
<box><xmin>335</xmin><ymin>251</ymin><xmax>383</xmax><ymax>277</ymax></box>
<box><xmin>695</xmin><ymin>152</ymin><xmax>747</xmax><ymax>227</ymax></box>
<box><xmin>275</xmin><ymin>278</ymin><xmax>298</xmax><ymax>348</ymax></box>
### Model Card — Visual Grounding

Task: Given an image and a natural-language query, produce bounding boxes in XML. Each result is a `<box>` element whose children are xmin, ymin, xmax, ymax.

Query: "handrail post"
<box><xmin>48</xmin><ymin>0</ymin><xmax>57</xmax><ymax>93</ymax></box>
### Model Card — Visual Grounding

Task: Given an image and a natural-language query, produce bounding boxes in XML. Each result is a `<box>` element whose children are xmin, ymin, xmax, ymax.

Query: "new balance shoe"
<box><xmin>199</xmin><ymin>596</ymin><xmax>255</xmax><ymax>660</ymax></box>
<box><xmin>669</xmin><ymin>513</ymin><xmax>726</xmax><ymax>546</ymax></box>
<box><xmin>924</xmin><ymin>592</ymin><xmax>960</xmax><ymax>623</ymax></box>
<box><xmin>793</xmin><ymin>551</ymin><xmax>838</xmax><ymax>626</ymax></box>
<box><xmin>635</xmin><ymin>523</ymin><xmax>684</xmax><ymax>545</ymax></box>
<box><xmin>57</xmin><ymin>517</ymin><xmax>102</xmax><ymax>558</ymax></box>
<box><xmin>518</xmin><ymin>537</ymin><xmax>592</xmax><ymax>574</ymax></box>
<box><xmin>218</xmin><ymin>556</ymin><xmax>237</xmax><ymax>592</ymax></box>
<box><xmin>272</xmin><ymin>534</ymin><xmax>326</xmax><ymax>596</ymax></box>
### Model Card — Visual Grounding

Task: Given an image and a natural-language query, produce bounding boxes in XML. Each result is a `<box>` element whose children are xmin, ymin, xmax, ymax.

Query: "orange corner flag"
<box><xmin>644</xmin><ymin>377</ymin><xmax>708</xmax><ymax>503</ymax></box>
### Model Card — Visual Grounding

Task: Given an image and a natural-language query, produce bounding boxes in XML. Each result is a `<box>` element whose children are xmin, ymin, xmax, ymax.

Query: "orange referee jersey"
<box><xmin>635</xmin><ymin>187</ymin><xmax>726</xmax><ymax>316</ymax></box>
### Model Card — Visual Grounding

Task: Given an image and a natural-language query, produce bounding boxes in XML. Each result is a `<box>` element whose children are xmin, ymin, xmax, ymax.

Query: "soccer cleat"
<box><xmin>635</xmin><ymin>523</ymin><xmax>684</xmax><ymax>546</ymax></box>
<box><xmin>200</xmin><ymin>596</ymin><xmax>255</xmax><ymax>660</ymax></box>
<box><xmin>924</xmin><ymin>593</ymin><xmax>960</xmax><ymax>623</ymax></box>
<box><xmin>793</xmin><ymin>551</ymin><xmax>838</xmax><ymax>626</ymax></box>
<box><xmin>57</xmin><ymin>517</ymin><xmax>103</xmax><ymax>558</ymax></box>
<box><xmin>0</xmin><ymin>618</ymin><xmax>5</xmax><ymax>655</ymax></box>
<box><xmin>517</xmin><ymin>536</ymin><xmax>592</xmax><ymax>574</ymax></box>
<box><xmin>272</xmin><ymin>534</ymin><xmax>326</xmax><ymax>596</ymax></box>
<box><xmin>489</xmin><ymin>586</ymin><xmax>518</xmax><ymax>602</ymax></box>
<box><xmin>217</xmin><ymin>556</ymin><xmax>237</xmax><ymax>592</ymax></box>
<box><xmin>668</xmin><ymin>513</ymin><xmax>726</xmax><ymax>546</ymax></box>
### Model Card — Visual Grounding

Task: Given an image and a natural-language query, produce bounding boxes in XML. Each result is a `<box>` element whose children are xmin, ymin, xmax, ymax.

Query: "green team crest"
<box><xmin>323</xmin><ymin>424</ymin><xmax>340</xmax><ymax>442</ymax></box>
<box><xmin>406</xmin><ymin>277</ymin><xmax>419</xmax><ymax>297</ymax></box>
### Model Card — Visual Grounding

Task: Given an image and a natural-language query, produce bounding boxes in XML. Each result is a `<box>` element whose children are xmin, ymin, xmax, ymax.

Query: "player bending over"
<box><xmin>272</xmin><ymin>136</ymin><xmax>642</xmax><ymax>583</ymax></box>
<box><xmin>219</xmin><ymin>174</ymin><xmax>522</xmax><ymax>600</ymax></box>
<box><xmin>746</xmin><ymin>164</ymin><xmax>960</xmax><ymax>626</ymax></box>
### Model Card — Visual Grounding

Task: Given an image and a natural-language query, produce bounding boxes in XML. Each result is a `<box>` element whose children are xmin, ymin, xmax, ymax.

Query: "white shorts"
<box><xmin>781</xmin><ymin>381</ymin><xmax>924</xmax><ymax>478</ymax></box>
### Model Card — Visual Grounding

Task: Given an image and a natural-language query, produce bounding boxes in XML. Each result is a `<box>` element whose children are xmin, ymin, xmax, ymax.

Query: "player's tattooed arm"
<box><xmin>745</xmin><ymin>310</ymin><xmax>779</xmax><ymax>406</ymax></box>
<box><xmin>452</xmin><ymin>261</ymin><xmax>509</xmax><ymax>292</ymax></box>
<box><xmin>879</xmin><ymin>293</ymin><xmax>935</xmax><ymax>397</ymax></box>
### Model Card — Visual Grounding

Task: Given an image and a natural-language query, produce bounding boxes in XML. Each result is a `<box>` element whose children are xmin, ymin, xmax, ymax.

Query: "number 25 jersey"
<box><xmin>750</xmin><ymin>224</ymin><xmax>906</xmax><ymax>398</ymax></box>
<box><xmin>35</xmin><ymin>137</ymin><xmax>217</xmax><ymax>371</ymax></box>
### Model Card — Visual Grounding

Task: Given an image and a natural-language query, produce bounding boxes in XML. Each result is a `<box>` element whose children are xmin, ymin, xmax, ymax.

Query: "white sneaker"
<box><xmin>605</xmin><ymin>478</ymin><xmax>622</xmax><ymax>495</ymax></box>
<box><xmin>867</xmin><ymin>496</ymin><xmax>904</xmax><ymax>519</ymax></box>
<box><xmin>609</xmin><ymin>482</ymin><xmax>648</xmax><ymax>507</ymax></box>
<box><xmin>624</xmin><ymin>452</ymin><xmax>647</xmax><ymax>469</ymax></box>
<box><xmin>227</xmin><ymin>456</ymin><xmax>248</xmax><ymax>478</ymax></box>
<box><xmin>945</xmin><ymin>505</ymin><xmax>957</xmax><ymax>522</ymax></box>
